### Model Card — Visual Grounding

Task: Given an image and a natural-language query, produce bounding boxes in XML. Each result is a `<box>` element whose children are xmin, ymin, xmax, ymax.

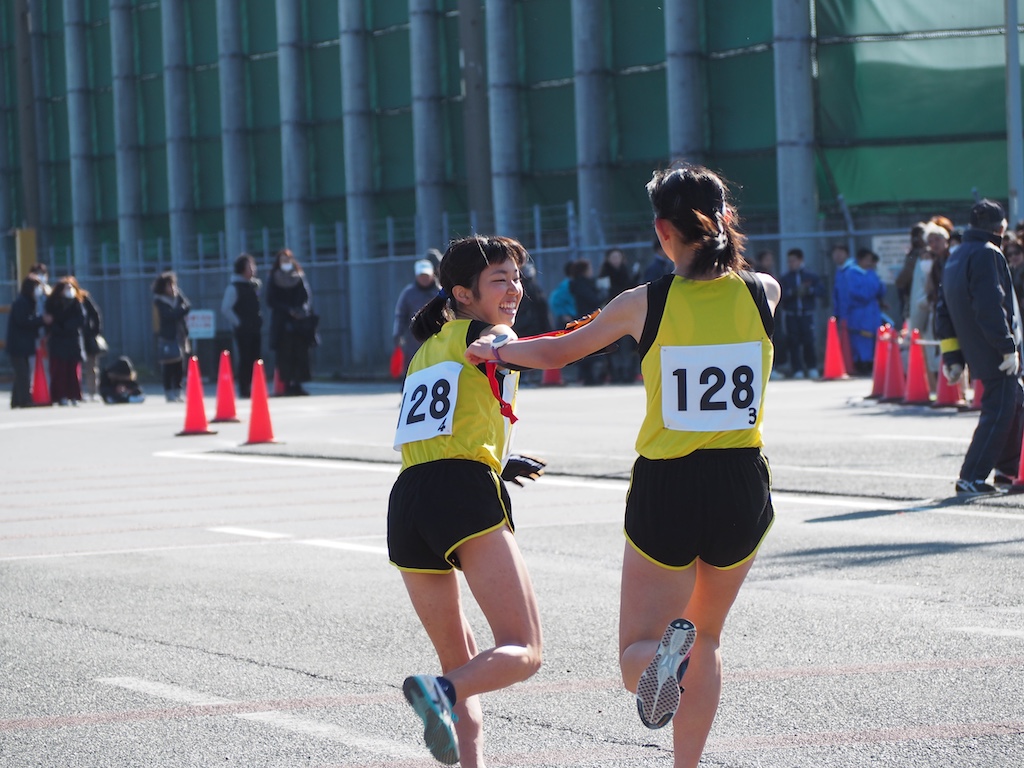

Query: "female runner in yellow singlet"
<box><xmin>467</xmin><ymin>165</ymin><xmax>780</xmax><ymax>768</ymax></box>
<box><xmin>389</xmin><ymin>235</ymin><xmax>543</xmax><ymax>766</ymax></box>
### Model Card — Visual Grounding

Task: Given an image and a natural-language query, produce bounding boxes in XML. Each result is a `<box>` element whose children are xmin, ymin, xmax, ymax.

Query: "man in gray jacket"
<box><xmin>392</xmin><ymin>257</ymin><xmax>440</xmax><ymax>375</ymax></box>
<box><xmin>935</xmin><ymin>199</ymin><xmax>1024</xmax><ymax>495</ymax></box>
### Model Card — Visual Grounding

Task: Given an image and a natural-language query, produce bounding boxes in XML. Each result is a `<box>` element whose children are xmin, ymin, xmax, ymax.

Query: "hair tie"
<box><xmin>713</xmin><ymin>211</ymin><xmax>729</xmax><ymax>253</ymax></box>
<box><xmin>437</xmin><ymin>288</ymin><xmax>448</xmax><ymax>301</ymax></box>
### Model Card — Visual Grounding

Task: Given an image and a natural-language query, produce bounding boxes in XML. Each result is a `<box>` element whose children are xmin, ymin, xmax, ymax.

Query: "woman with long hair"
<box><xmin>267</xmin><ymin>248</ymin><xmax>314</xmax><ymax>396</ymax></box>
<box><xmin>390</xmin><ymin>235</ymin><xmax>543</xmax><ymax>766</ymax></box>
<box><xmin>467</xmin><ymin>164</ymin><xmax>780</xmax><ymax>768</ymax></box>
<box><xmin>44</xmin><ymin>277</ymin><xmax>87</xmax><ymax>405</ymax></box>
<box><xmin>152</xmin><ymin>271</ymin><xmax>191</xmax><ymax>402</ymax></box>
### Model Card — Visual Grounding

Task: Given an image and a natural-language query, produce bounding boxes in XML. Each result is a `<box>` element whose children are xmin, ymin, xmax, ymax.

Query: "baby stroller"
<box><xmin>100</xmin><ymin>356</ymin><xmax>145</xmax><ymax>404</ymax></box>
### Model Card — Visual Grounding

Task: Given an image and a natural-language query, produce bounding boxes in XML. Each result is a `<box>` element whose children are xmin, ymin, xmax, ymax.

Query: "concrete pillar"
<box><xmin>458</xmin><ymin>0</ymin><xmax>492</xmax><ymax>233</ymax></box>
<box><xmin>339</xmin><ymin>0</ymin><xmax>375</xmax><ymax>366</ymax></box>
<box><xmin>276</xmin><ymin>0</ymin><xmax>311</xmax><ymax>261</ymax></box>
<box><xmin>13</xmin><ymin>0</ymin><xmax>39</xmax><ymax>230</ymax></box>
<box><xmin>63</xmin><ymin>0</ymin><xmax>95</xmax><ymax>273</ymax></box>
<box><xmin>0</xmin><ymin>17</ymin><xmax>15</xmax><ymax>261</ymax></box>
<box><xmin>409</xmin><ymin>0</ymin><xmax>445</xmax><ymax>253</ymax></box>
<box><xmin>217</xmin><ymin>0</ymin><xmax>249</xmax><ymax>262</ymax></box>
<box><xmin>28</xmin><ymin>0</ymin><xmax>53</xmax><ymax>246</ymax></box>
<box><xmin>571</xmin><ymin>0</ymin><xmax>610</xmax><ymax>249</ymax></box>
<box><xmin>110</xmin><ymin>0</ymin><xmax>143</xmax><ymax>269</ymax></box>
<box><xmin>665</xmin><ymin>0</ymin><xmax>704</xmax><ymax>162</ymax></box>
<box><xmin>772</xmin><ymin>0</ymin><xmax>818</xmax><ymax>269</ymax></box>
<box><xmin>485</xmin><ymin>0</ymin><xmax>521</xmax><ymax>238</ymax></box>
<box><xmin>161</xmin><ymin>0</ymin><xmax>196</xmax><ymax>271</ymax></box>
<box><xmin>1006</xmin><ymin>0</ymin><xmax>1024</xmax><ymax>225</ymax></box>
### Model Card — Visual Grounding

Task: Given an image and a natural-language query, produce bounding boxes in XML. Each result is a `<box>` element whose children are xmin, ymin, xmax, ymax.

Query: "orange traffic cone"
<box><xmin>880</xmin><ymin>332</ymin><xmax>906</xmax><ymax>402</ymax></box>
<box><xmin>822</xmin><ymin>317</ymin><xmax>849</xmax><ymax>380</ymax></box>
<box><xmin>969</xmin><ymin>376</ymin><xmax>984</xmax><ymax>410</ymax></box>
<box><xmin>31</xmin><ymin>348</ymin><xmax>51</xmax><ymax>406</ymax></box>
<box><xmin>540</xmin><ymin>368</ymin><xmax>564</xmax><ymax>386</ymax></box>
<box><xmin>867</xmin><ymin>325</ymin><xmax>890</xmax><ymax>398</ymax></box>
<box><xmin>273</xmin><ymin>366</ymin><xmax>286</xmax><ymax>396</ymax></box>
<box><xmin>245</xmin><ymin>359</ymin><xmax>276</xmax><ymax>444</ymax></box>
<box><xmin>177</xmin><ymin>356</ymin><xmax>216</xmax><ymax>436</ymax></box>
<box><xmin>902</xmin><ymin>330</ymin><xmax>932</xmax><ymax>405</ymax></box>
<box><xmin>212</xmin><ymin>349</ymin><xmax>240</xmax><ymax>423</ymax></box>
<box><xmin>933</xmin><ymin>368</ymin><xmax>967</xmax><ymax>409</ymax></box>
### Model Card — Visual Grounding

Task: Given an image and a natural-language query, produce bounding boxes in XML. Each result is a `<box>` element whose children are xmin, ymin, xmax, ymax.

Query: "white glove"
<box><xmin>942</xmin><ymin>363</ymin><xmax>964</xmax><ymax>385</ymax></box>
<box><xmin>998</xmin><ymin>351</ymin><xmax>1021</xmax><ymax>377</ymax></box>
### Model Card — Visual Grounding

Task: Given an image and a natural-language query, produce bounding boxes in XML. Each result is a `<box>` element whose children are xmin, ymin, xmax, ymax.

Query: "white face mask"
<box><xmin>280</xmin><ymin>262</ymin><xmax>294</xmax><ymax>273</ymax></box>
<box><xmin>64</xmin><ymin>287</ymin><xmax>75</xmax><ymax>299</ymax></box>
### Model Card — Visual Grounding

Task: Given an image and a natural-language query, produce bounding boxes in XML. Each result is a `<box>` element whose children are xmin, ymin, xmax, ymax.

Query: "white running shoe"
<box><xmin>635</xmin><ymin>618</ymin><xmax>696</xmax><ymax>729</ymax></box>
<box><xmin>403</xmin><ymin>675</ymin><xmax>459</xmax><ymax>765</ymax></box>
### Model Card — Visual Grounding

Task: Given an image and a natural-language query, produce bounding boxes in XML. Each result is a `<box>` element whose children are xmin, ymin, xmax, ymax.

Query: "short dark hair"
<box><xmin>970</xmin><ymin>199</ymin><xmax>1006</xmax><ymax>232</ymax></box>
<box><xmin>786</xmin><ymin>248</ymin><xmax>804</xmax><ymax>260</ymax></box>
<box><xmin>233</xmin><ymin>253</ymin><xmax>254</xmax><ymax>275</ymax></box>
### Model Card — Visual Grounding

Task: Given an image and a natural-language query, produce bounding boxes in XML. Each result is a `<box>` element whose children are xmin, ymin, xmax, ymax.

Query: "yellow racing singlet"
<box><xmin>635</xmin><ymin>271</ymin><xmax>774</xmax><ymax>459</ymax></box>
<box><xmin>395</xmin><ymin>319</ymin><xmax>519</xmax><ymax>473</ymax></box>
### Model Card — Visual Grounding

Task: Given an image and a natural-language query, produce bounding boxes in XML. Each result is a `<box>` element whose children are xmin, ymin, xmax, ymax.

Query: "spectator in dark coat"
<box><xmin>267</xmin><ymin>248</ymin><xmax>314</xmax><ymax>396</ymax></box>
<box><xmin>779</xmin><ymin>248</ymin><xmax>825</xmax><ymax>379</ymax></box>
<box><xmin>221</xmin><ymin>253</ymin><xmax>263</xmax><ymax>398</ymax></box>
<box><xmin>599</xmin><ymin>248</ymin><xmax>640</xmax><ymax>383</ymax></box>
<box><xmin>568</xmin><ymin>258</ymin><xmax>604</xmax><ymax>385</ymax></box>
<box><xmin>153</xmin><ymin>271</ymin><xmax>191</xmax><ymax>402</ymax></box>
<box><xmin>5</xmin><ymin>276</ymin><xmax>50</xmax><ymax>408</ymax></box>
<box><xmin>936</xmin><ymin>199</ymin><xmax>1024</xmax><ymax>495</ymax></box>
<box><xmin>44</xmin><ymin>277</ymin><xmax>87</xmax><ymax>405</ymax></box>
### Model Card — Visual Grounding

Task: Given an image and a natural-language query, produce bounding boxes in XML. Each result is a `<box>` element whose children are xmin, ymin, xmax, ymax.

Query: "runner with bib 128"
<box><xmin>388</xmin><ymin>235</ymin><xmax>546</xmax><ymax>767</ymax></box>
<box><xmin>466</xmin><ymin>164</ymin><xmax>780</xmax><ymax>768</ymax></box>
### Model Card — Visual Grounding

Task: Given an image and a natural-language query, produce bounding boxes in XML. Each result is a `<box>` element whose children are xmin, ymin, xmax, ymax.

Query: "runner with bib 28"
<box><xmin>388</xmin><ymin>235</ymin><xmax>544</xmax><ymax>767</ymax></box>
<box><xmin>466</xmin><ymin>165</ymin><xmax>780</xmax><ymax>768</ymax></box>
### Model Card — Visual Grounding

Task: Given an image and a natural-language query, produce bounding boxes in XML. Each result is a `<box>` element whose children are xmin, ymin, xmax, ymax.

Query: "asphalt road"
<box><xmin>2</xmin><ymin>375</ymin><xmax>1023</xmax><ymax>767</ymax></box>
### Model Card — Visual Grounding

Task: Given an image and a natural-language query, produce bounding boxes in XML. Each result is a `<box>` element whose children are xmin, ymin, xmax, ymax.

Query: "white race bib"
<box><xmin>394</xmin><ymin>361</ymin><xmax>462</xmax><ymax>449</ymax></box>
<box><xmin>661</xmin><ymin>342</ymin><xmax>762</xmax><ymax>432</ymax></box>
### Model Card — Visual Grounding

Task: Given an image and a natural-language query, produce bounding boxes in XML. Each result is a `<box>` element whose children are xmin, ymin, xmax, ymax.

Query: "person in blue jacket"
<box><xmin>844</xmin><ymin>249</ymin><xmax>887</xmax><ymax>375</ymax></box>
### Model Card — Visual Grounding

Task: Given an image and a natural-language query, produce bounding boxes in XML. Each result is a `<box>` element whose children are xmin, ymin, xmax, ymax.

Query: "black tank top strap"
<box><xmin>638</xmin><ymin>274</ymin><xmax>674</xmax><ymax>360</ymax></box>
<box><xmin>737</xmin><ymin>269</ymin><xmax>774</xmax><ymax>339</ymax></box>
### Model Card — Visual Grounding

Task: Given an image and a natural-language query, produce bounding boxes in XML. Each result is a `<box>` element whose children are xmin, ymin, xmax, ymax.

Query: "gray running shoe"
<box><xmin>403</xmin><ymin>675</ymin><xmax>459</xmax><ymax>765</ymax></box>
<box><xmin>635</xmin><ymin>618</ymin><xmax>696</xmax><ymax>729</ymax></box>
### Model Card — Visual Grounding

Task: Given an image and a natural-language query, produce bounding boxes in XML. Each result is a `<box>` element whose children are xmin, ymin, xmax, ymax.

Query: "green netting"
<box><xmin>613</xmin><ymin>69</ymin><xmax>667</xmax><ymax>161</ymax></box>
<box><xmin>520</xmin><ymin>0</ymin><xmax>573</xmax><ymax>84</ymax></box>
<box><xmin>707</xmin><ymin>50</ymin><xmax>775</xmax><ymax>151</ymax></box>
<box><xmin>706</xmin><ymin>0</ymin><xmax>772</xmax><ymax>50</ymax></box>
<box><xmin>610</xmin><ymin>0</ymin><xmax>667</xmax><ymax>66</ymax></box>
<box><xmin>524</xmin><ymin>85</ymin><xmax>575</xmax><ymax>172</ymax></box>
<box><xmin>816</xmin><ymin>0</ymin><xmax>1016</xmax><ymax>37</ymax></box>
<box><xmin>823</xmin><ymin>141</ymin><xmax>1008</xmax><ymax>206</ymax></box>
<box><xmin>818</xmin><ymin>37</ymin><xmax>1008</xmax><ymax>141</ymax></box>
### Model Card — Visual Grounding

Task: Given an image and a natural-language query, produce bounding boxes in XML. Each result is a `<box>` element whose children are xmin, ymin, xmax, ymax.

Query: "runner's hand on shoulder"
<box><xmin>502</xmin><ymin>454</ymin><xmax>546</xmax><ymax>487</ymax></box>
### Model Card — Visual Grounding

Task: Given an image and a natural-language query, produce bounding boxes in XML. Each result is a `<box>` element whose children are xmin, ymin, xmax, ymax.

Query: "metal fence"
<box><xmin>1</xmin><ymin>201</ymin><xmax>920</xmax><ymax>380</ymax></box>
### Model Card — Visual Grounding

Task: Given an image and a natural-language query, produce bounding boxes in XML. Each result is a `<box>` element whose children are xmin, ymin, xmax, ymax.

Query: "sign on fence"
<box><xmin>186</xmin><ymin>309</ymin><xmax>216</xmax><ymax>340</ymax></box>
<box><xmin>871</xmin><ymin>234</ymin><xmax>909</xmax><ymax>284</ymax></box>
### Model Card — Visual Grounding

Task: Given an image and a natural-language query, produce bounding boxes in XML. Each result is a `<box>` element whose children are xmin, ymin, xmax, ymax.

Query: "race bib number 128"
<box><xmin>394</xmin><ymin>361</ymin><xmax>463</xmax><ymax>449</ymax></box>
<box><xmin>661</xmin><ymin>342</ymin><xmax>762</xmax><ymax>432</ymax></box>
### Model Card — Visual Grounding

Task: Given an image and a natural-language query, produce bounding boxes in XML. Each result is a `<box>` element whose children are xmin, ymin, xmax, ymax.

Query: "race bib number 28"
<box><xmin>661</xmin><ymin>342</ymin><xmax>762</xmax><ymax>432</ymax></box>
<box><xmin>394</xmin><ymin>361</ymin><xmax>462</xmax><ymax>449</ymax></box>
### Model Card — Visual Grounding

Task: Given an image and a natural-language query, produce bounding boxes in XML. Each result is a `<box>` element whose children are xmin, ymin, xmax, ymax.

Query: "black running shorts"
<box><xmin>388</xmin><ymin>458</ymin><xmax>514</xmax><ymax>572</ymax></box>
<box><xmin>624</xmin><ymin>448</ymin><xmax>774</xmax><ymax>569</ymax></box>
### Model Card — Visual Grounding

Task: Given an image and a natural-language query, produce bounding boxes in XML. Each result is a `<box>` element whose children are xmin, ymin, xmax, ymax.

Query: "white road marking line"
<box><xmin>956</xmin><ymin>627</ymin><xmax>1024</xmax><ymax>638</ymax></box>
<box><xmin>154</xmin><ymin>450</ymin><xmax>400</xmax><ymax>474</ymax></box>
<box><xmin>770</xmin><ymin>464</ymin><xmax>951</xmax><ymax>481</ymax></box>
<box><xmin>867</xmin><ymin>433</ymin><xmax>972</xmax><ymax>445</ymax></box>
<box><xmin>207</xmin><ymin>526</ymin><xmax>292</xmax><ymax>540</ymax></box>
<box><xmin>297</xmin><ymin>539</ymin><xmax>388</xmax><ymax>555</ymax></box>
<box><xmin>0</xmin><ymin>541</ymin><xmax>261</xmax><ymax>562</ymax></box>
<box><xmin>97</xmin><ymin>677</ymin><xmax>421</xmax><ymax>759</ymax></box>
